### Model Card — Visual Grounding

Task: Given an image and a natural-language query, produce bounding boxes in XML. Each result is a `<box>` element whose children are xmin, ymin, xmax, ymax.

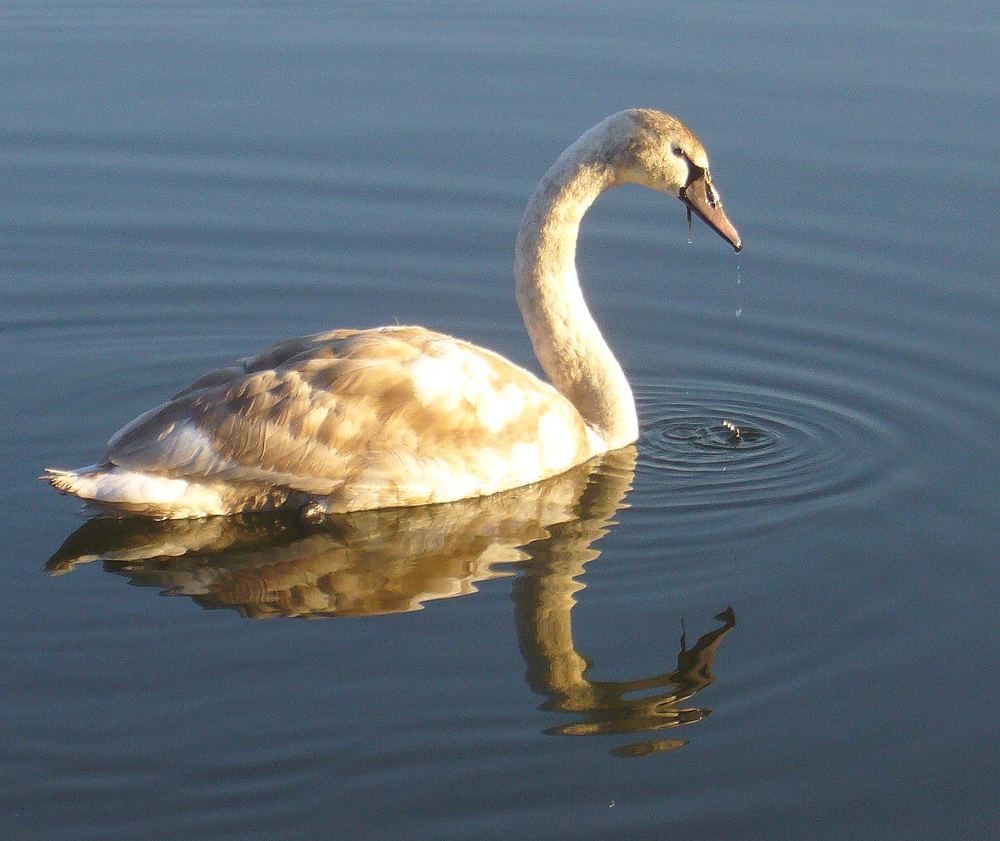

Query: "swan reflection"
<box><xmin>47</xmin><ymin>448</ymin><xmax>734</xmax><ymax>754</ymax></box>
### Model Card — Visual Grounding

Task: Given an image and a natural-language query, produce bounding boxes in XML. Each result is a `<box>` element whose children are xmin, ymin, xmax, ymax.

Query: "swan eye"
<box><xmin>671</xmin><ymin>146</ymin><xmax>685</xmax><ymax>157</ymax></box>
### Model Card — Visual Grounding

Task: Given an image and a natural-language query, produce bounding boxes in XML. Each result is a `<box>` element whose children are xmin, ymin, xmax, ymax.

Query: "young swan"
<box><xmin>44</xmin><ymin>109</ymin><xmax>742</xmax><ymax>518</ymax></box>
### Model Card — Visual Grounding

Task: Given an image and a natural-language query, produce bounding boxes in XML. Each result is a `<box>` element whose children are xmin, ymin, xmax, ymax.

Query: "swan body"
<box><xmin>44</xmin><ymin>108</ymin><xmax>741</xmax><ymax>518</ymax></box>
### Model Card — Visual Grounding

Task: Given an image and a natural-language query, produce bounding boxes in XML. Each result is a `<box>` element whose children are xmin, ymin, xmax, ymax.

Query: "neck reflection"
<box><xmin>47</xmin><ymin>447</ymin><xmax>734</xmax><ymax>755</ymax></box>
<box><xmin>511</xmin><ymin>451</ymin><xmax>736</xmax><ymax>756</ymax></box>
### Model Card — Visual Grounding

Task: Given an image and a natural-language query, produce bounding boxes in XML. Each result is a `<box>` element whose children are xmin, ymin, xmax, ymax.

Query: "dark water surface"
<box><xmin>2</xmin><ymin>2</ymin><xmax>998</xmax><ymax>839</ymax></box>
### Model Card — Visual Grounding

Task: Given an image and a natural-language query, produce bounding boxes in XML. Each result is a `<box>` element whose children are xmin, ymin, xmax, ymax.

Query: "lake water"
<box><xmin>2</xmin><ymin>2</ymin><xmax>998</xmax><ymax>839</ymax></box>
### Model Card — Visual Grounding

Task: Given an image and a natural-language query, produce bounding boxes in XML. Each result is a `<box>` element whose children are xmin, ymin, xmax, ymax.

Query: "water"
<box><xmin>2</xmin><ymin>2</ymin><xmax>998</xmax><ymax>839</ymax></box>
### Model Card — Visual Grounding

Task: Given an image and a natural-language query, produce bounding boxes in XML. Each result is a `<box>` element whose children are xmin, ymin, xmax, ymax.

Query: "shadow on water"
<box><xmin>46</xmin><ymin>447</ymin><xmax>734</xmax><ymax>756</ymax></box>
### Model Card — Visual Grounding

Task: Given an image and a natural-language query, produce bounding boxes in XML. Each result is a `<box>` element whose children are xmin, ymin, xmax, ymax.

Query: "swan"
<box><xmin>44</xmin><ymin>108</ymin><xmax>742</xmax><ymax>518</ymax></box>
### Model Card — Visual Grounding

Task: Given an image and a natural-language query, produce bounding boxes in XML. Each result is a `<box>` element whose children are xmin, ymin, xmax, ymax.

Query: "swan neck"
<box><xmin>515</xmin><ymin>146</ymin><xmax>638</xmax><ymax>448</ymax></box>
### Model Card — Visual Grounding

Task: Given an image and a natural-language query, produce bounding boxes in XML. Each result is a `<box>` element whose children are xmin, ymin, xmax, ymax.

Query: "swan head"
<box><xmin>610</xmin><ymin>109</ymin><xmax>742</xmax><ymax>252</ymax></box>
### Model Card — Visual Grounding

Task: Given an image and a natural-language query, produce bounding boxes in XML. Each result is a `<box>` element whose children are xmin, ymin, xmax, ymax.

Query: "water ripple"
<box><xmin>633</xmin><ymin>380</ymin><xmax>898</xmax><ymax>525</ymax></box>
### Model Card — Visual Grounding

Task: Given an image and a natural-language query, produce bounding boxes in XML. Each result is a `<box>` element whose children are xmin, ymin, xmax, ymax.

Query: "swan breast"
<box><xmin>102</xmin><ymin>326</ymin><xmax>603</xmax><ymax>513</ymax></box>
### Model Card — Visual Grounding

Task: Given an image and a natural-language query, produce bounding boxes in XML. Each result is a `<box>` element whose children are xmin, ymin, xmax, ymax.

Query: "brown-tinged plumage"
<box><xmin>44</xmin><ymin>109</ymin><xmax>741</xmax><ymax>518</ymax></box>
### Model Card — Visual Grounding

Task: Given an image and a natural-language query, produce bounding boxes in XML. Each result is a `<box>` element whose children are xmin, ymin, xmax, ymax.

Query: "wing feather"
<box><xmin>103</xmin><ymin>326</ymin><xmax>599</xmax><ymax>509</ymax></box>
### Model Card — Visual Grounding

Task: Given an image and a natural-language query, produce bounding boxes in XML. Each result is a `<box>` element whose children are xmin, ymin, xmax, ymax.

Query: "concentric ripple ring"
<box><xmin>632</xmin><ymin>379</ymin><xmax>901</xmax><ymax>528</ymax></box>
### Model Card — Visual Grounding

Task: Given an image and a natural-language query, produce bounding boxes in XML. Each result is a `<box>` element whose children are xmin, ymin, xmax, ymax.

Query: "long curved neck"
<box><xmin>514</xmin><ymin>133</ymin><xmax>638</xmax><ymax>449</ymax></box>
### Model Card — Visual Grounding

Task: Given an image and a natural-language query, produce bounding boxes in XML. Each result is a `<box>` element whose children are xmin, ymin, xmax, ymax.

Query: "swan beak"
<box><xmin>681</xmin><ymin>171</ymin><xmax>742</xmax><ymax>252</ymax></box>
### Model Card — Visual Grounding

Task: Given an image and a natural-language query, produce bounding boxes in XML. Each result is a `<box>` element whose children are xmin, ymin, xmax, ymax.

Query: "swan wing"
<box><xmin>102</xmin><ymin>326</ymin><xmax>600</xmax><ymax>511</ymax></box>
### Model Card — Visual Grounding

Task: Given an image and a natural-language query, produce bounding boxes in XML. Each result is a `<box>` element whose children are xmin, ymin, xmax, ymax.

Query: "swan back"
<box><xmin>47</xmin><ymin>327</ymin><xmax>604</xmax><ymax>516</ymax></box>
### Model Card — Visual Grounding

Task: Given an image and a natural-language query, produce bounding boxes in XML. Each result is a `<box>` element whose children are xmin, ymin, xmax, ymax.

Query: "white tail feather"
<box><xmin>42</xmin><ymin>466</ymin><xmax>225</xmax><ymax>517</ymax></box>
